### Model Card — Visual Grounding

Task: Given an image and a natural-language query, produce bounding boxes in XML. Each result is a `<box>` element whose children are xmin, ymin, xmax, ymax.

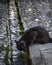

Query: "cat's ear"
<box><xmin>15</xmin><ymin>40</ymin><xmax>19</xmax><ymax>44</ymax></box>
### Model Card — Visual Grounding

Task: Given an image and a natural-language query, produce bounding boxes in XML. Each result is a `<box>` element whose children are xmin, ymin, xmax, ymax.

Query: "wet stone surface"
<box><xmin>29</xmin><ymin>43</ymin><xmax>52</xmax><ymax>65</ymax></box>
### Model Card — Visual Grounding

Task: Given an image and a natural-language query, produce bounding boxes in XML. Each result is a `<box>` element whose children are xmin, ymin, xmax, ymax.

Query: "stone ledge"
<box><xmin>29</xmin><ymin>43</ymin><xmax>52</xmax><ymax>65</ymax></box>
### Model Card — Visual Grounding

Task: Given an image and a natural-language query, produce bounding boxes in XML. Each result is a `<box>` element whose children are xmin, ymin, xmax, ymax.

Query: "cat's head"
<box><xmin>15</xmin><ymin>40</ymin><xmax>26</xmax><ymax>51</ymax></box>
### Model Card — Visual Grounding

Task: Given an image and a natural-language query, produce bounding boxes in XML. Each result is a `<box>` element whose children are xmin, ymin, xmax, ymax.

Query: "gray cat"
<box><xmin>15</xmin><ymin>26</ymin><xmax>52</xmax><ymax>51</ymax></box>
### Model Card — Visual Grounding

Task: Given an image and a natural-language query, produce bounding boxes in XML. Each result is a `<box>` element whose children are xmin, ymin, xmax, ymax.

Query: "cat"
<box><xmin>15</xmin><ymin>26</ymin><xmax>52</xmax><ymax>51</ymax></box>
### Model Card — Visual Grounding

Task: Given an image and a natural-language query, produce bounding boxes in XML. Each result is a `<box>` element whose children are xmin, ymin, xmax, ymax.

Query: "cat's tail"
<box><xmin>49</xmin><ymin>38</ymin><xmax>52</xmax><ymax>43</ymax></box>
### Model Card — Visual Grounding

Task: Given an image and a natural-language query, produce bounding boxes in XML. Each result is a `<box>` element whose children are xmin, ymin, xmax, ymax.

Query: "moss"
<box><xmin>4</xmin><ymin>45</ymin><xmax>10</xmax><ymax>65</ymax></box>
<box><xmin>15</xmin><ymin>0</ymin><xmax>21</xmax><ymax>21</ymax></box>
<box><xmin>17</xmin><ymin>48</ymin><xmax>32</xmax><ymax>65</ymax></box>
<box><xmin>14</xmin><ymin>0</ymin><xmax>25</xmax><ymax>35</ymax></box>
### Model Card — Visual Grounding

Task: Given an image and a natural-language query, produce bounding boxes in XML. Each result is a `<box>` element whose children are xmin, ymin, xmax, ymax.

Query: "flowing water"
<box><xmin>0</xmin><ymin>0</ymin><xmax>52</xmax><ymax>65</ymax></box>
